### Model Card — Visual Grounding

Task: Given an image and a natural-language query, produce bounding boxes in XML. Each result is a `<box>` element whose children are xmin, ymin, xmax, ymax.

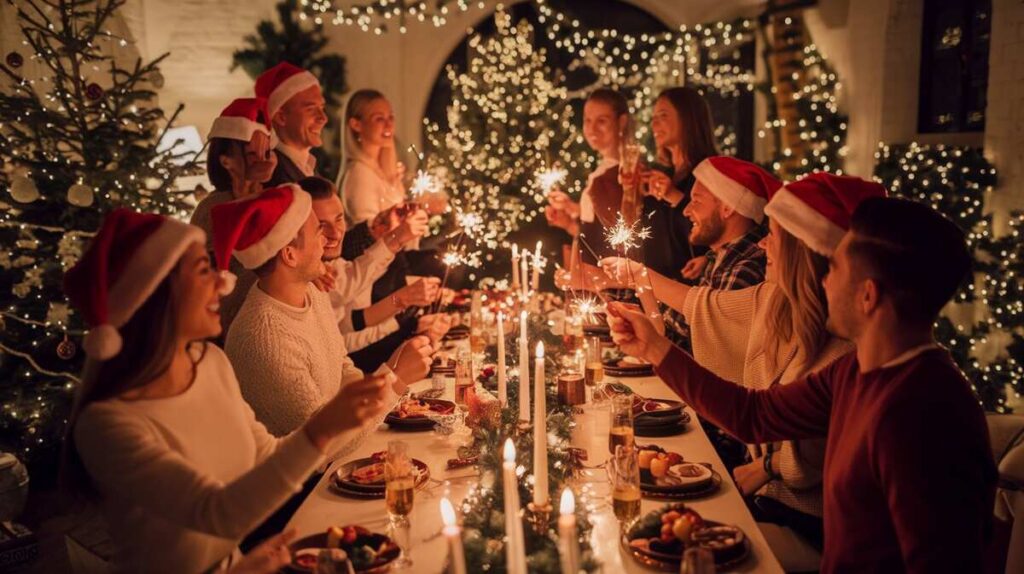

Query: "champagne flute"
<box><xmin>609</xmin><ymin>444</ymin><xmax>642</xmax><ymax>529</ymax></box>
<box><xmin>585</xmin><ymin>335</ymin><xmax>605</xmax><ymax>402</ymax></box>
<box><xmin>608</xmin><ymin>394</ymin><xmax>635</xmax><ymax>455</ymax></box>
<box><xmin>385</xmin><ymin>440</ymin><xmax>415</xmax><ymax>568</ymax></box>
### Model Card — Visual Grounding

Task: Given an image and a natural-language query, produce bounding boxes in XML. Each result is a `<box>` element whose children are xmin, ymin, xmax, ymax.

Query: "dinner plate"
<box><xmin>604</xmin><ymin>358</ymin><xmax>654</xmax><ymax>377</ymax></box>
<box><xmin>634</xmin><ymin>420</ymin><xmax>689</xmax><ymax>438</ymax></box>
<box><xmin>633</xmin><ymin>398</ymin><xmax>685</xmax><ymax>418</ymax></box>
<box><xmin>286</xmin><ymin>529</ymin><xmax>400</xmax><ymax>574</ymax></box>
<box><xmin>330</xmin><ymin>457</ymin><xmax>430</xmax><ymax>497</ymax></box>
<box><xmin>384</xmin><ymin>399</ymin><xmax>456</xmax><ymax>431</ymax></box>
<box><xmin>622</xmin><ymin>507</ymin><xmax>750</xmax><ymax>572</ymax></box>
<box><xmin>640</xmin><ymin>463</ymin><xmax>722</xmax><ymax>500</ymax></box>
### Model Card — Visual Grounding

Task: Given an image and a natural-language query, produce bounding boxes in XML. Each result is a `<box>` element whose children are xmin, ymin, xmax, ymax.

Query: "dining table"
<box><xmin>286</xmin><ymin>366</ymin><xmax>785</xmax><ymax>573</ymax></box>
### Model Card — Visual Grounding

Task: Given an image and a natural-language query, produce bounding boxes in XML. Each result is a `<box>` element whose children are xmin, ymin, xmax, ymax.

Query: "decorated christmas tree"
<box><xmin>0</xmin><ymin>0</ymin><xmax>202</xmax><ymax>468</ymax></box>
<box><xmin>424</xmin><ymin>9</ymin><xmax>594</xmax><ymax>255</ymax></box>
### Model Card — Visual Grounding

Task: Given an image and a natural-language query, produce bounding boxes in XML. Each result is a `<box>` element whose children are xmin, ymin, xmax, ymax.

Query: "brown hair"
<box><xmin>61</xmin><ymin>270</ymin><xmax>206</xmax><ymax>500</ymax></box>
<box><xmin>587</xmin><ymin>88</ymin><xmax>630</xmax><ymax>119</ymax></box>
<box><xmin>763</xmin><ymin>225</ymin><xmax>830</xmax><ymax>373</ymax></box>
<box><xmin>206</xmin><ymin>138</ymin><xmax>247</xmax><ymax>192</ymax></box>
<box><xmin>655</xmin><ymin>87</ymin><xmax>719</xmax><ymax>179</ymax></box>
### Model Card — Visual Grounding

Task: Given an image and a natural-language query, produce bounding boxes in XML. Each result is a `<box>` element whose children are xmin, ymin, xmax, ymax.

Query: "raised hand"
<box><xmin>547</xmin><ymin>190</ymin><xmax>580</xmax><ymax>218</ymax></box>
<box><xmin>312</xmin><ymin>263</ymin><xmax>338</xmax><ymax>292</ymax></box>
<box><xmin>395</xmin><ymin>277</ymin><xmax>441</xmax><ymax>308</ymax></box>
<box><xmin>417</xmin><ymin>313</ymin><xmax>452</xmax><ymax>344</ymax></box>
<box><xmin>389</xmin><ymin>335</ymin><xmax>433</xmax><ymax>387</ymax></box>
<box><xmin>606</xmin><ymin>302</ymin><xmax>671</xmax><ymax>365</ymax></box>
<box><xmin>305</xmin><ymin>375</ymin><xmax>390</xmax><ymax>449</ymax></box>
<box><xmin>394</xmin><ymin>207</ymin><xmax>429</xmax><ymax>244</ymax></box>
<box><xmin>599</xmin><ymin>256</ymin><xmax>644</xmax><ymax>288</ymax></box>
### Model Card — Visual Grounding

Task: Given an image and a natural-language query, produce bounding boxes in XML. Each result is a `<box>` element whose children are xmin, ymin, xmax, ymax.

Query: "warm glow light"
<box><xmin>503</xmin><ymin>438</ymin><xmax>516</xmax><ymax>463</ymax></box>
<box><xmin>559</xmin><ymin>488</ymin><xmax>575</xmax><ymax>515</ymax></box>
<box><xmin>440</xmin><ymin>497</ymin><xmax>457</xmax><ymax>527</ymax></box>
<box><xmin>536</xmin><ymin>340</ymin><xmax>544</xmax><ymax>358</ymax></box>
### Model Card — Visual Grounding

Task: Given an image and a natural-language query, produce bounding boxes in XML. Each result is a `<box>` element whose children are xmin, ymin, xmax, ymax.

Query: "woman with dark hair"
<box><xmin>631</xmin><ymin>86</ymin><xmax>717</xmax><ymax>282</ymax></box>
<box><xmin>191</xmin><ymin>98</ymin><xmax>278</xmax><ymax>333</ymax></box>
<box><xmin>61</xmin><ymin>209</ymin><xmax>391</xmax><ymax>573</ymax></box>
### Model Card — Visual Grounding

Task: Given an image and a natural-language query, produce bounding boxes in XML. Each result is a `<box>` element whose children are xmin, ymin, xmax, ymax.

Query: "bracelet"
<box><xmin>391</xmin><ymin>293</ymin><xmax>406</xmax><ymax>311</ymax></box>
<box><xmin>763</xmin><ymin>450</ymin><xmax>780</xmax><ymax>481</ymax></box>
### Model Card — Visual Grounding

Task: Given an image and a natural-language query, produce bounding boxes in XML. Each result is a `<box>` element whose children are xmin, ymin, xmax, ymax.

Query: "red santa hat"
<box><xmin>63</xmin><ymin>209</ymin><xmax>206</xmax><ymax>360</ymax></box>
<box><xmin>208</xmin><ymin>97</ymin><xmax>271</xmax><ymax>142</ymax></box>
<box><xmin>254</xmin><ymin>62</ymin><xmax>320</xmax><ymax>117</ymax></box>
<box><xmin>693</xmin><ymin>156</ymin><xmax>782</xmax><ymax>224</ymax></box>
<box><xmin>211</xmin><ymin>184</ymin><xmax>312</xmax><ymax>271</ymax></box>
<box><xmin>764</xmin><ymin>172</ymin><xmax>888</xmax><ymax>256</ymax></box>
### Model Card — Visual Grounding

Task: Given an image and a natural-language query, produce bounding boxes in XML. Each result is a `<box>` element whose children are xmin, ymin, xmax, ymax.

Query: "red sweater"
<box><xmin>656</xmin><ymin>347</ymin><xmax>996</xmax><ymax>573</ymax></box>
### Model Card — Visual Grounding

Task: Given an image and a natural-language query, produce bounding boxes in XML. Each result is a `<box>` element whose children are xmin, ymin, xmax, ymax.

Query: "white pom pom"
<box><xmin>217</xmin><ymin>270</ymin><xmax>237</xmax><ymax>296</ymax></box>
<box><xmin>83</xmin><ymin>324</ymin><xmax>122</xmax><ymax>360</ymax></box>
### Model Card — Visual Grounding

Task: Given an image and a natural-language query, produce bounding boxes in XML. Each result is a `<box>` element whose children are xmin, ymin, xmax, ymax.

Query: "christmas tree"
<box><xmin>0</xmin><ymin>0</ymin><xmax>202</xmax><ymax>469</ymax></box>
<box><xmin>232</xmin><ymin>0</ymin><xmax>348</xmax><ymax>180</ymax></box>
<box><xmin>424</xmin><ymin>9</ymin><xmax>594</xmax><ymax>256</ymax></box>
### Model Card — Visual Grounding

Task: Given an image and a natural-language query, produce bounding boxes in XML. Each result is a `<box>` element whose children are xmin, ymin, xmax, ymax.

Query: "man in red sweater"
<box><xmin>608</xmin><ymin>197</ymin><xmax>997</xmax><ymax>572</ymax></box>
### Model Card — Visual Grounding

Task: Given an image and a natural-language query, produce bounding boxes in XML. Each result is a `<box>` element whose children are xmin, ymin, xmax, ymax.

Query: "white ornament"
<box><xmin>67</xmin><ymin>183</ymin><xmax>94</xmax><ymax>207</ymax></box>
<box><xmin>9</xmin><ymin>175</ymin><xmax>39</xmax><ymax>203</ymax></box>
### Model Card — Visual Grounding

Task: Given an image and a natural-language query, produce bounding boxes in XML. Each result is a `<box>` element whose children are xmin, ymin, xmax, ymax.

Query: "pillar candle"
<box><xmin>440</xmin><ymin>497</ymin><xmax>467</xmax><ymax>574</ymax></box>
<box><xmin>503</xmin><ymin>439</ymin><xmax>527</xmax><ymax>574</ymax></box>
<box><xmin>533</xmin><ymin>341</ymin><xmax>548</xmax><ymax>506</ymax></box>
<box><xmin>497</xmin><ymin>312</ymin><xmax>507</xmax><ymax>405</ymax></box>
<box><xmin>511</xmin><ymin>245</ymin><xmax>520</xmax><ymax>290</ymax></box>
<box><xmin>557</xmin><ymin>488</ymin><xmax>580</xmax><ymax>574</ymax></box>
<box><xmin>518</xmin><ymin>311</ymin><xmax>530</xmax><ymax>423</ymax></box>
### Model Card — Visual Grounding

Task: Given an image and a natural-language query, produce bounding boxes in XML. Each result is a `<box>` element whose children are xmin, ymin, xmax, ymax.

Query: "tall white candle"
<box><xmin>497</xmin><ymin>312</ymin><xmax>507</xmax><ymax>405</ymax></box>
<box><xmin>511</xmin><ymin>245</ymin><xmax>521</xmax><ymax>290</ymax></box>
<box><xmin>520</xmin><ymin>251</ymin><xmax>529</xmax><ymax>298</ymax></box>
<box><xmin>533</xmin><ymin>341</ymin><xmax>548</xmax><ymax>506</ymax></box>
<box><xmin>518</xmin><ymin>311</ymin><xmax>530</xmax><ymax>423</ymax></box>
<box><xmin>532</xmin><ymin>241</ymin><xmax>542</xmax><ymax>291</ymax></box>
<box><xmin>503</xmin><ymin>439</ymin><xmax>527</xmax><ymax>574</ymax></box>
<box><xmin>440</xmin><ymin>497</ymin><xmax>467</xmax><ymax>574</ymax></box>
<box><xmin>557</xmin><ymin>488</ymin><xmax>580</xmax><ymax>574</ymax></box>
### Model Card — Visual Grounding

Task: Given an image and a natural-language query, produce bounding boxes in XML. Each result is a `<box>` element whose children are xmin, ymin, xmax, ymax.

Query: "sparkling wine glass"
<box><xmin>585</xmin><ymin>335</ymin><xmax>606</xmax><ymax>403</ymax></box>
<box><xmin>608</xmin><ymin>394</ymin><xmax>635</xmax><ymax>454</ymax></box>
<box><xmin>608</xmin><ymin>444</ymin><xmax>641</xmax><ymax>529</ymax></box>
<box><xmin>385</xmin><ymin>440</ymin><xmax>415</xmax><ymax>568</ymax></box>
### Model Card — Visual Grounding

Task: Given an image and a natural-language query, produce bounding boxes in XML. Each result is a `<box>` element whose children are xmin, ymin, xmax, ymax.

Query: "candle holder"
<box><xmin>515</xmin><ymin>420</ymin><xmax>532</xmax><ymax>436</ymax></box>
<box><xmin>525</xmin><ymin>501</ymin><xmax>553</xmax><ymax>535</ymax></box>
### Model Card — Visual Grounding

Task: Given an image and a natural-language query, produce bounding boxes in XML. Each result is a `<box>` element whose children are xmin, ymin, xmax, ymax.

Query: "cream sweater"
<box><xmin>226</xmin><ymin>283</ymin><xmax>366</xmax><ymax>437</ymax></box>
<box><xmin>73</xmin><ymin>345</ymin><xmax>324</xmax><ymax>573</ymax></box>
<box><xmin>682</xmin><ymin>283</ymin><xmax>852</xmax><ymax>517</ymax></box>
<box><xmin>341</xmin><ymin>159</ymin><xmax>405</xmax><ymax>225</ymax></box>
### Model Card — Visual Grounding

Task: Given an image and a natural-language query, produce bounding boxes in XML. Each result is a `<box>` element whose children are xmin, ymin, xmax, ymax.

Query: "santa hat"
<box><xmin>63</xmin><ymin>209</ymin><xmax>206</xmax><ymax>360</ymax></box>
<box><xmin>211</xmin><ymin>184</ymin><xmax>312</xmax><ymax>271</ymax></box>
<box><xmin>208</xmin><ymin>97</ymin><xmax>271</xmax><ymax>142</ymax></box>
<box><xmin>254</xmin><ymin>63</ymin><xmax>319</xmax><ymax>117</ymax></box>
<box><xmin>693</xmin><ymin>156</ymin><xmax>782</xmax><ymax>224</ymax></box>
<box><xmin>764</xmin><ymin>172</ymin><xmax>888</xmax><ymax>256</ymax></box>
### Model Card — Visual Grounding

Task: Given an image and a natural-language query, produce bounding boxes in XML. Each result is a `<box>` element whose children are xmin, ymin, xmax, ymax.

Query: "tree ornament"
<box><xmin>66</xmin><ymin>183</ymin><xmax>94</xmax><ymax>207</ymax></box>
<box><xmin>85</xmin><ymin>82</ymin><xmax>104</xmax><ymax>101</ymax></box>
<box><xmin>8</xmin><ymin>175</ymin><xmax>40</xmax><ymax>203</ymax></box>
<box><xmin>56</xmin><ymin>334</ymin><xmax>76</xmax><ymax>360</ymax></box>
<box><xmin>5</xmin><ymin>52</ymin><xmax>23</xmax><ymax>68</ymax></box>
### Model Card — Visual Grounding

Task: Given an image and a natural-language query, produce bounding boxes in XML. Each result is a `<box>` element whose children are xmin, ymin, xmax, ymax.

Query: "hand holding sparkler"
<box><xmin>417</xmin><ymin>313</ymin><xmax>453</xmax><ymax>345</ymax></box>
<box><xmin>535</xmin><ymin>165</ymin><xmax>568</xmax><ymax>195</ymax></box>
<box><xmin>599</xmin><ymin>257</ymin><xmax>645</xmax><ymax>288</ymax></box>
<box><xmin>393</xmin><ymin>277</ymin><xmax>441</xmax><ymax>309</ymax></box>
<box><xmin>605</xmin><ymin>302</ymin><xmax>671</xmax><ymax>365</ymax></box>
<box><xmin>387</xmin><ymin>335</ymin><xmax>434</xmax><ymax>389</ymax></box>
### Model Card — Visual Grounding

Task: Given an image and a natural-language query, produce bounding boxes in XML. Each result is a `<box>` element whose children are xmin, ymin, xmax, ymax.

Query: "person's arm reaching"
<box><xmin>607</xmin><ymin>302</ymin><xmax>834</xmax><ymax>443</ymax></box>
<box><xmin>601</xmin><ymin>257</ymin><xmax>691</xmax><ymax>312</ymax></box>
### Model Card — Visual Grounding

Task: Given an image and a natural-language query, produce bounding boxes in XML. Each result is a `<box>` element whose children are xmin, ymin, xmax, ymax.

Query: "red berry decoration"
<box><xmin>5</xmin><ymin>51</ymin><xmax>23</xmax><ymax>68</ymax></box>
<box><xmin>85</xmin><ymin>82</ymin><xmax>104</xmax><ymax>101</ymax></box>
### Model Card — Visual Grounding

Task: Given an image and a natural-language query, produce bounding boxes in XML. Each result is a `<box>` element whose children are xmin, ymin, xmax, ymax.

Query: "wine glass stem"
<box><xmin>390</xmin><ymin>514</ymin><xmax>412</xmax><ymax>567</ymax></box>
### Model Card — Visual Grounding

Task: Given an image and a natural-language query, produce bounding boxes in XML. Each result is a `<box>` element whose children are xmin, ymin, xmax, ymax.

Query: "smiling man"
<box><xmin>255</xmin><ymin>62</ymin><xmax>327</xmax><ymax>185</ymax></box>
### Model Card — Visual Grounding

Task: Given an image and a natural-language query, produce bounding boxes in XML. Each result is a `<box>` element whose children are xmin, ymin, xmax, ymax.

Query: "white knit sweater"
<box><xmin>328</xmin><ymin>241</ymin><xmax>400</xmax><ymax>352</ymax></box>
<box><xmin>226</xmin><ymin>283</ymin><xmax>366</xmax><ymax>437</ymax></box>
<box><xmin>73</xmin><ymin>345</ymin><xmax>325</xmax><ymax>574</ymax></box>
<box><xmin>682</xmin><ymin>283</ymin><xmax>852</xmax><ymax>517</ymax></box>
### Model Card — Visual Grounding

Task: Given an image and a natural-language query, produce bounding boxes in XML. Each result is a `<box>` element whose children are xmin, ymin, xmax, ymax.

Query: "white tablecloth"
<box><xmin>286</xmin><ymin>374</ymin><xmax>785</xmax><ymax>573</ymax></box>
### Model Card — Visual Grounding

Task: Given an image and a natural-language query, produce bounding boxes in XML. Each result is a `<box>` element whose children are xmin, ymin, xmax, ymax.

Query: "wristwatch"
<box><xmin>763</xmin><ymin>447</ymin><xmax>781</xmax><ymax>481</ymax></box>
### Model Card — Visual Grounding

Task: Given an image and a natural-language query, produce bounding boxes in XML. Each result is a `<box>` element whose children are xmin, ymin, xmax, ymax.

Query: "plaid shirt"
<box><xmin>663</xmin><ymin>225</ymin><xmax>767</xmax><ymax>348</ymax></box>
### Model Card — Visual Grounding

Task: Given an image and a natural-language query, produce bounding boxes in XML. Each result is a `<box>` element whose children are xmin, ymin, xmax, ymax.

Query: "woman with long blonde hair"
<box><xmin>603</xmin><ymin>173</ymin><xmax>885</xmax><ymax>557</ymax></box>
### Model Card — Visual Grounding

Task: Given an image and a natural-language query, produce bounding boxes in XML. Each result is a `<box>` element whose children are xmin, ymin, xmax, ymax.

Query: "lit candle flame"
<box><xmin>440</xmin><ymin>497</ymin><xmax>457</xmax><ymax>527</ymax></box>
<box><xmin>503</xmin><ymin>437</ymin><xmax>516</xmax><ymax>463</ymax></box>
<box><xmin>535</xmin><ymin>340</ymin><xmax>544</xmax><ymax>358</ymax></box>
<box><xmin>559</xmin><ymin>488</ymin><xmax>575</xmax><ymax>515</ymax></box>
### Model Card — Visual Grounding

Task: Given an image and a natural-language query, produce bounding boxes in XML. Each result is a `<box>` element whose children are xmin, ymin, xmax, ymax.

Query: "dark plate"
<box><xmin>622</xmin><ymin>510</ymin><xmax>750</xmax><ymax>572</ymax></box>
<box><xmin>285</xmin><ymin>529</ymin><xmax>400</xmax><ymax>574</ymax></box>
<box><xmin>604</xmin><ymin>359</ymin><xmax>654</xmax><ymax>377</ymax></box>
<box><xmin>635</xmin><ymin>411</ymin><xmax>691</xmax><ymax>428</ymax></box>
<box><xmin>634</xmin><ymin>398</ymin><xmax>685</xmax><ymax>418</ymax></box>
<box><xmin>329</xmin><ymin>457</ymin><xmax>430</xmax><ymax>496</ymax></box>
<box><xmin>442</xmin><ymin>330</ymin><xmax>470</xmax><ymax>341</ymax></box>
<box><xmin>384</xmin><ymin>399</ymin><xmax>456</xmax><ymax>431</ymax></box>
<box><xmin>640</xmin><ymin>463</ymin><xmax>722</xmax><ymax>499</ymax></box>
<box><xmin>635</xmin><ymin>421</ymin><xmax>688</xmax><ymax>438</ymax></box>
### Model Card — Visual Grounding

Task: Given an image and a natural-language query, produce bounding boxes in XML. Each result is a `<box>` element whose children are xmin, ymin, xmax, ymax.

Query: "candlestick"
<box><xmin>531</xmin><ymin>241</ymin><xmax>542</xmax><ymax>292</ymax></box>
<box><xmin>520</xmin><ymin>249</ymin><xmax>530</xmax><ymax>298</ymax></box>
<box><xmin>497</xmin><ymin>312</ymin><xmax>507</xmax><ymax>405</ymax></box>
<box><xmin>518</xmin><ymin>311</ymin><xmax>530</xmax><ymax>423</ymax></box>
<box><xmin>533</xmin><ymin>341</ymin><xmax>548</xmax><ymax>506</ymax></box>
<box><xmin>440</xmin><ymin>497</ymin><xmax>467</xmax><ymax>574</ymax></box>
<box><xmin>558</xmin><ymin>488</ymin><xmax>580</xmax><ymax>574</ymax></box>
<box><xmin>511</xmin><ymin>245</ymin><xmax>521</xmax><ymax>291</ymax></box>
<box><xmin>503</xmin><ymin>439</ymin><xmax>527</xmax><ymax>574</ymax></box>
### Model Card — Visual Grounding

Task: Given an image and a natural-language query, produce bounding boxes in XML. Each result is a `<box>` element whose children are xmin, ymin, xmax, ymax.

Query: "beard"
<box><xmin>689</xmin><ymin>212</ymin><xmax>726</xmax><ymax>247</ymax></box>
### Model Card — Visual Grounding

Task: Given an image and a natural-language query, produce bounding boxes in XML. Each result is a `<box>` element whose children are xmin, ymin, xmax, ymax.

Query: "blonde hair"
<box><xmin>763</xmin><ymin>225</ymin><xmax>830</xmax><ymax>373</ymax></box>
<box><xmin>340</xmin><ymin>89</ymin><xmax>398</xmax><ymax>184</ymax></box>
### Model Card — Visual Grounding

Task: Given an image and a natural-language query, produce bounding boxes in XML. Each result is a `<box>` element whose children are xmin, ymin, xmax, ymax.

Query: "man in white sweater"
<box><xmin>302</xmin><ymin>176</ymin><xmax>452</xmax><ymax>368</ymax></box>
<box><xmin>212</xmin><ymin>184</ymin><xmax>432</xmax><ymax>439</ymax></box>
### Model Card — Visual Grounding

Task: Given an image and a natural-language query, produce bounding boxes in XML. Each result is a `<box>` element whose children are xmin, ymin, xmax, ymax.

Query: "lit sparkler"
<box><xmin>456</xmin><ymin>210</ymin><xmax>484</xmax><ymax>239</ymax></box>
<box><xmin>604</xmin><ymin>213</ymin><xmax>652</xmax><ymax>252</ymax></box>
<box><xmin>410</xmin><ymin>169</ymin><xmax>442</xmax><ymax>197</ymax></box>
<box><xmin>535</xmin><ymin>166</ymin><xmax>568</xmax><ymax>194</ymax></box>
<box><xmin>571</xmin><ymin>294</ymin><xmax>602</xmax><ymax>324</ymax></box>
